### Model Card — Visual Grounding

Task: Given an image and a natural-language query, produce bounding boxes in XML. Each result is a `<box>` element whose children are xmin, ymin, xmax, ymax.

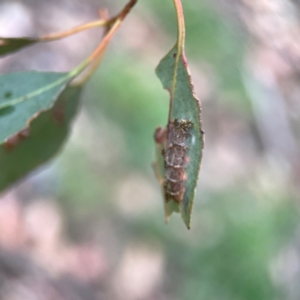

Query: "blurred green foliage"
<box><xmin>53</xmin><ymin>0</ymin><xmax>299</xmax><ymax>299</ymax></box>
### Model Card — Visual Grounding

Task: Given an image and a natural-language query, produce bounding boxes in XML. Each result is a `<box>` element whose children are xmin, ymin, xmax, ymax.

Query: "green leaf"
<box><xmin>0</xmin><ymin>37</ymin><xmax>38</xmax><ymax>57</ymax></box>
<box><xmin>0</xmin><ymin>86</ymin><xmax>82</xmax><ymax>192</ymax></box>
<box><xmin>0</xmin><ymin>71</ymin><xmax>74</xmax><ymax>143</ymax></box>
<box><xmin>154</xmin><ymin>0</ymin><xmax>204</xmax><ymax>229</ymax></box>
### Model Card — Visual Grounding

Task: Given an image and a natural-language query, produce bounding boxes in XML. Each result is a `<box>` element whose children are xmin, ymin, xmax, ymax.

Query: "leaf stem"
<box><xmin>84</xmin><ymin>0</ymin><xmax>137</xmax><ymax>66</ymax></box>
<box><xmin>73</xmin><ymin>10</ymin><xmax>111</xmax><ymax>86</ymax></box>
<box><xmin>169</xmin><ymin>0</ymin><xmax>186</xmax><ymax>118</ymax></box>
<box><xmin>70</xmin><ymin>0</ymin><xmax>138</xmax><ymax>79</ymax></box>
<box><xmin>39</xmin><ymin>0</ymin><xmax>137</xmax><ymax>43</ymax></box>
<box><xmin>39</xmin><ymin>19</ymin><xmax>109</xmax><ymax>42</ymax></box>
<box><xmin>173</xmin><ymin>0</ymin><xmax>185</xmax><ymax>52</ymax></box>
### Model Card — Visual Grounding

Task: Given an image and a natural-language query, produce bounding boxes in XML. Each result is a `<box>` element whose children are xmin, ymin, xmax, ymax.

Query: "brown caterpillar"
<box><xmin>163</xmin><ymin>119</ymin><xmax>193</xmax><ymax>203</ymax></box>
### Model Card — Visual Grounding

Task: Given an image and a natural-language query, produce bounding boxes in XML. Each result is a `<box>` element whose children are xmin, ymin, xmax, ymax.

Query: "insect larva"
<box><xmin>163</xmin><ymin>119</ymin><xmax>193</xmax><ymax>203</ymax></box>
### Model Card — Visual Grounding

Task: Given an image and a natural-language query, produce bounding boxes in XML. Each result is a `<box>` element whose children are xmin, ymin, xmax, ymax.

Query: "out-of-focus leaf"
<box><xmin>0</xmin><ymin>86</ymin><xmax>82</xmax><ymax>191</ymax></box>
<box><xmin>0</xmin><ymin>37</ymin><xmax>38</xmax><ymax>57</ymax></box>
<box><xmin>0</xmin><ymin>71</ymin><xmax>74</xmax><ymax>143</ymax></box>
<box><xmin>154</xmin><ymin>0</ymin><xmax>204</xmax><ymax>229</ymax></box>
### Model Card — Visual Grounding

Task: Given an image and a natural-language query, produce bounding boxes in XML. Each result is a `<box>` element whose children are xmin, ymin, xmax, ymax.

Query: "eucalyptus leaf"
<box><xmin>0</xmin><ymin>37</ymin><xmax>38</xmax><ymax>57</ymax></box>
<box><xmin>0</xmin><ymin>71</ymin><xmax>74</xmax><ymax>143</ymax></box>
<box><xmin>154</xmin><ymin>0</ymin><xmax>204</xmax><ymax>229</ymax></box>
<box><xmin>0</xmin><ymin>86</ymin><xmax>82</xmax><ymax>192</ymax></box>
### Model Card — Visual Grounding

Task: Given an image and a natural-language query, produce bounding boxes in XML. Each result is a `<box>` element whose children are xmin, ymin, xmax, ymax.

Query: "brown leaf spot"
<box><xmin>4</xmin><ymin>128</ymin><xmax>30</xmax><ymax>151</ymax></box>
<box><xmin>4</xmin><ymin>135</ymin><xmax>20</xmax><ymax>151</ymax></box>
<box><xmin>18</xmin><ymin>128</ymin><xmax>30</xmax><ymax>139</ymax></box>
<box><xmin>53</xmin><ymin>104</ymin><xmax>65</xmax><ymax>124</ymax></box>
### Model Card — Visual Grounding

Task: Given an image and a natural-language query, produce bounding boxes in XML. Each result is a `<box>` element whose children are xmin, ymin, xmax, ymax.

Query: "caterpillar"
<box><xmin>163</xmin><ymin>119</ymin><xmax>193</xmax><ymax>203</ymax></box>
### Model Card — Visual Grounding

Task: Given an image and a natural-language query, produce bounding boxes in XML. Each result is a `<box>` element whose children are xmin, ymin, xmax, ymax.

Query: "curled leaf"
<box><xmin>154</xmin><ymin>0</ymin><xmax>204</xmax><ymax>229</ymax></box>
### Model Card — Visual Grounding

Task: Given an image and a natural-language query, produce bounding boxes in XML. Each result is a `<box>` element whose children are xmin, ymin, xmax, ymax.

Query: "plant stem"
<box><xmin>40</xmin><ymin>19</ymin><xmax>109</xmax><ymax>42</ymax></box>
<box><xmin>168</xmin><ymin>0</ymin><xmax>185</xmax><ymax>118</ymax></box>
<box><xmin>173</xmin><ymin>0</ymin><xmax>185</xmax><ymax>52</ymax></box>
<box><xmin>70</xmin><ymin>0</ymin><xmax>138</xmax><ymax>79</ymax></box>
<box><xmin>85</xmin><ymin>0</ymin><xmax>137</xmax><ymax>65</ymax></box>
<box><xmin>39</xmin><ymin>0</ymin><xmax>137</xmax><ymax>43</ymax></box>
<box><xmin>74</xmin><ymin>10</ymin><xmax>111</xmax><ymax>85</ymax></box>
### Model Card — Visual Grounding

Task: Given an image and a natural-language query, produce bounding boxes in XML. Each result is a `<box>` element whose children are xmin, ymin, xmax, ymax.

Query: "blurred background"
<box><xmin>0</xmin><ymin>0</ymin><xmax>300</xmax><ymax>299</ymax></box>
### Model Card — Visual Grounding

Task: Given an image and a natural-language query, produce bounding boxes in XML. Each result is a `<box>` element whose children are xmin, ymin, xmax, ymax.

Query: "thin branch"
<box><xmin>40</xmin><ymin>19</ymin><xmax>108</xmax><ymax>42</ymax></box>
<box><xmin>40</xmin><ymin>0</ymin><xmax>137</xmax><ymax>43</ymax></box>
<box><xmin>80</xmin><ymin>0</ymin><xmax>137</xmax><ymax>68</ymax></box>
